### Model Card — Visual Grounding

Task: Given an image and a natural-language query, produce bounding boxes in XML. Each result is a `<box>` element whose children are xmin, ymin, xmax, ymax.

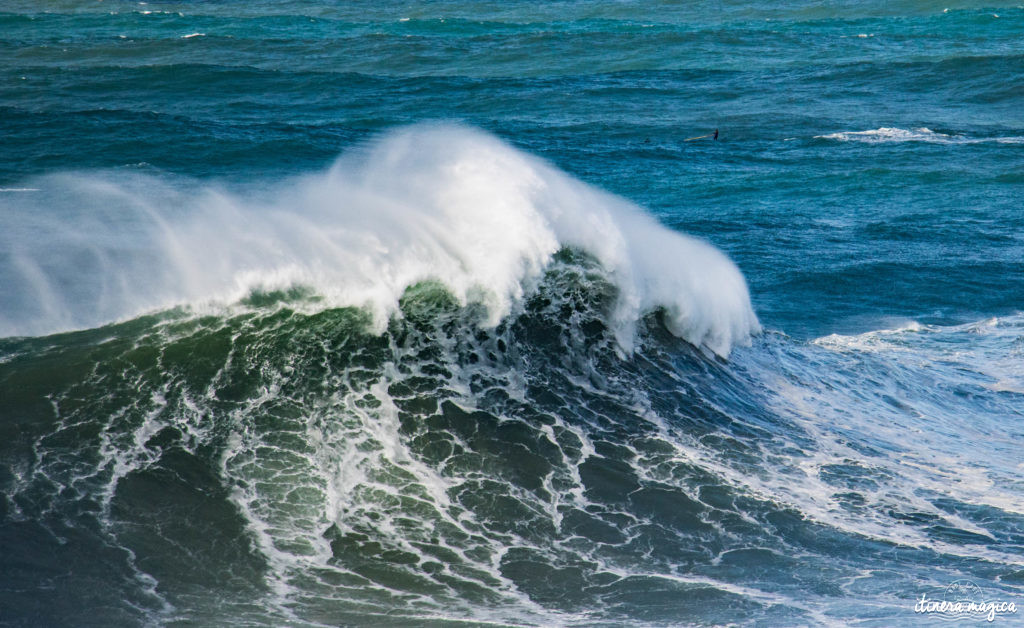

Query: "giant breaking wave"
<box><xmin>0</xmin><ymin>124</ymin><xmax>758</xmax><ymax>355</ymax></box>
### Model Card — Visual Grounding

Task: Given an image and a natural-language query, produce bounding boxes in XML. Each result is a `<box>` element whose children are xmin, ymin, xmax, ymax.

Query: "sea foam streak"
<box><xmin>0</xmin><ymin>124</ymin><xmax>758</xmax><ymax>355</ymax></box>
<box><xmin>817</xmin><ymin>127</ymin><xmax>1024</xmax><ymax>144</ymax></box>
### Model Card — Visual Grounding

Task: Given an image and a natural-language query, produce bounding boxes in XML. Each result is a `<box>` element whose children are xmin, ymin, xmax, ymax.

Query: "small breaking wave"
<box><xmin>816</xmin><ymin>127</ymin><xmax>1024</xmax><ymax>144</ymax></box>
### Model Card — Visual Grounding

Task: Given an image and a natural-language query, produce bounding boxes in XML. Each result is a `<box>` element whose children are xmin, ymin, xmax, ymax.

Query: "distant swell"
<box><xmin>0</xmin><ymin>124</ymin><xmax>759</xmax><ymax>355</ymax></box>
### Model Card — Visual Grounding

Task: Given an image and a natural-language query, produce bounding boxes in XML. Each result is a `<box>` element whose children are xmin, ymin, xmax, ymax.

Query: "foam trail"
<box><xmin>0</xmin><ymin>124</ymin><xmax>759</xmax><ymax>355</ymax></box>
<box><xmin>816</xmin><ymin>127</ymin><xmax>1024</xmax><ymax>144</ymax></box>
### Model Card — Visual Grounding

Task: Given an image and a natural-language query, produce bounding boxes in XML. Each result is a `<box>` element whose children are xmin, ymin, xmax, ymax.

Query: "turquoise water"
<box><xmin>1</xmin><ymin>2</ymin><xmax>1023</xmax><ymax>626</ymax></box>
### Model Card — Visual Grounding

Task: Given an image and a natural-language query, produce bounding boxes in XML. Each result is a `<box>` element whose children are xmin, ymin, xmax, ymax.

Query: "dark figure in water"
<box><xmin>684</xmin><ymin>130</ymin><xmax>719</xmax><ymax>142</ymax></box>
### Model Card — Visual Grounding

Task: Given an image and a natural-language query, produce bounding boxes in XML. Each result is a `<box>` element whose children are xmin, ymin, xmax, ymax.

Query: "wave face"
<box><xmin>0</xmin><ymin>124</ymin><xmax>758</xmax><ymax>357</ymax></box>
<box><xmin>2</xmin><ymin>289</ymin><xmax>1022</xmax><ymax>626</ymax></box>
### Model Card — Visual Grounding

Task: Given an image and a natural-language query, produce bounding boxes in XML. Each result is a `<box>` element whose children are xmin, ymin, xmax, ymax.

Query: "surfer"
<box><xmin>685</xmin><ymin>129</ymin><xmax>719</xmax><ymax>142</ymax></box>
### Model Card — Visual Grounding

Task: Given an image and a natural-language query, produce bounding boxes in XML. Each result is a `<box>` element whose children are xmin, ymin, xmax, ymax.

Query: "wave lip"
<box><xmin>816</xmin><ymin>126</ymin><xmax>1024</xmax><ymax>144</ymax></box>
<box><xmin>0</xmin><ymin>124</ymin><xmax>759</xmax><ymax>355</ymax></box>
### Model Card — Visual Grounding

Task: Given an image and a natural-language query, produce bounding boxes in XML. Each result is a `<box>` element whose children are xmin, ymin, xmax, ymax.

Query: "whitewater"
<box><xmin>0</xmin><ymin>125</ymin><xmax>758</xmax><ymax>357</ymax></box>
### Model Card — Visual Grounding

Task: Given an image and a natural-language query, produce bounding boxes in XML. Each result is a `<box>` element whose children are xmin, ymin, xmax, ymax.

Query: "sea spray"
<box><xmin>0</xmin><ymin>124</ymin><xmax>759</xmax><ymax>355</ymax></box>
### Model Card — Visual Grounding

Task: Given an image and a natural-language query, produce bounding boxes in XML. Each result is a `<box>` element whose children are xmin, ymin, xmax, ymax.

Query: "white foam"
<box><xmin>817</xmin><ymin>127</ymin><xmax>1024</xmax><ymax>145</ymax></box>
<box><xmin>816</xmin><ymin>315</ymin><xmax>1024</xmax><ymax>400</ymax></box>
<box><xmin>0</xmin><ymin>124</ymin><xmax>759</xmax><ymax>356</ymax></box>
<box><xmin>715</xmin><ymin>314</ymin><xmax>1024</xmax><ymax>563</ymax></box>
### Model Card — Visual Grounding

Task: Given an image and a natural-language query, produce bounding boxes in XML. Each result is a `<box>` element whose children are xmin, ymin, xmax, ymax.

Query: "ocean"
<box><xmin>1</xmin><ymin>1</ymin><xmax>1022</xmax><ymax>626</ymax></box>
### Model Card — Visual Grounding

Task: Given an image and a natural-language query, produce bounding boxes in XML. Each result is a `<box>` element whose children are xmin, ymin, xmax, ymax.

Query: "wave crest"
<box><xmin>0</xmin><ymin>124</ymin><xmax>759</xmax><ymax>355</ymax></box>
<box><xmin>816</xmin><ymin>126</ymin><xmax>1024</xmax><ymax>144</ymax></box>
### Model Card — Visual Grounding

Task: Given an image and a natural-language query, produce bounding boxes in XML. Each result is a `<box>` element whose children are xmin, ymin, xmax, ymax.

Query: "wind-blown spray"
<box><xmin>1</xmin><ymin>124</ymin><xmax>759</xmax><ymax>355</ymax></box>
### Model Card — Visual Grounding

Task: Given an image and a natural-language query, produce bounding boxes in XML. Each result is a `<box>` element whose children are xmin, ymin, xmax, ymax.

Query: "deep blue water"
<box><xmin>1</xmin><ymin>2</ymin><xmax>1022</xmax><ymax>626</ymax></box>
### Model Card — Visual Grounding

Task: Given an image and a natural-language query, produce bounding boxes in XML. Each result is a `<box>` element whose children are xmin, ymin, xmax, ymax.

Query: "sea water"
<box><xmin>1</xmin><ymin>2</ymin><xmax>1022</xmax><ymax>626</ymax></box>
